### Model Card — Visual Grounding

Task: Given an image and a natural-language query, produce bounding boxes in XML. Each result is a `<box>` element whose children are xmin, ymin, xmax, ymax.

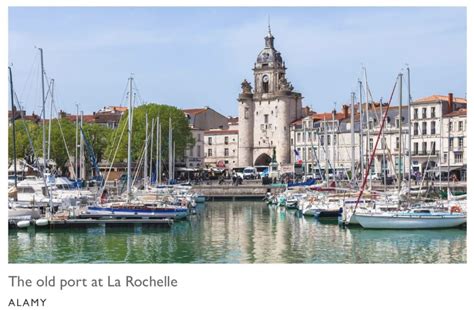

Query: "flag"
<box><xmin>294</xmin><ymin>149</ymin><xmax>303</xmax><ymax>164</ymax></box>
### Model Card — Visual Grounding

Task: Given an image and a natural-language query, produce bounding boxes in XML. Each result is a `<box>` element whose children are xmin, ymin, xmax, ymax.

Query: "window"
<box><xmin>422</xmin><ymin>122</ymin><xmax>427</xmax><ymax>135</ymax></box>
<box><xmin>414</xmin><ymin>108</ymin><xmax>419</xmax><ymax>119</ymax></box>
<box><xmin>197</xmin><ymin>134</ymin><xmax>201</xmax><ymax>142</ymax></box>
<box><xmin>414</xmin><ymin>123</ymin><xmax>419</xmax><ymax>135</ymax></box>
<box><xmin>458</xmin><ymin>137</ymin><xmax>464</xmax><ymax>148</ymax></box>
<box><xmin>224</xmin><ymin>136</ymin><xmax>229</xmax><ymax>145</ymax></box>
<box><xmin>369</xmin><ymin>138</ymin><xmax>374</xmax><ymax>150</ymax></box>
<box><xmin>327</xmin><ymin>135</ymin><xmax>331</xmax><ymax>145</ymax></box>
<box><xmin>244</xmin><ymin>107</ymin><xmax>249</xmax><ymax>119</ymax></box>
<box><xmin>449</xmin><ymin>121</ymin><xmax>453</xmax><ymax>131</ymax></box>
<box><xmin>207</xmin><ymin>149</ymin><xmax>212</xmax><ymax>157</ymax></box>
<box><xmin>264</xmin><ymin>114</ymin><xmax>269</xmax><ymax>124</ymax></box>
<box><xmin>334</xmin><ymin>134</ymin><xmax>337</xmax><ymax>145</ymax></box>
<box><xmin>297</xmin><ymin>133</ymin><xmax>301</xmax><ymax>143</ymax></box>
<box><xmin>443</xmin><ymin>153</ymin><xmax>448</xmax><ymax>163</ymax></box>
<box><xmin>422</xmin><ymin>108</ymin><xmax>427</xmax><ymax>119</ymax></box>
<box><xmin>449</xmin><ymin>138</ymin><xmax>453</xmax><ymax>150</ymax></box>
<box><xmin>224</xmin><ymin>148</ymin><xmax>229</xmax><ymax>157</ymax></box>
<box><xmin>396</xmin><ymin>137</ymin><xmax>400</xmax><ymax>149</ymax></box>
<box><xmin>189</xmin><ymin>147</ymin><xmax>194</xmax><ymax>157</ymax></box>
<box><xmin>431</xmin><ymin>141</ymin><xmax>436</xmax><ymax>155</ymax></box>
<box><xmin>413</xmin><ymin>142</ymin><xmax>419</xmax><ymax>155</ymax></box>
<box><xmin>197</xmin><ymin>145</ymin><xmax>201</xmax><ymax>157</ymax></box>
<box><xmin>262</xmin><ymin>76</ymin><xmax>269</xmax><ymax>93</ymax></box>
<box><xmin>431</xmin><ymin>121</ymin><xmax>436</xmax><ymax>135</ymax></box>
<box><xmin>396</xmin><ymin>119</ymin><xmax>400</xmax><ymax>128</ymax></box>
<box><xmin>458</xmin><ymin>121</ymin><xmax>463</xmax><ymax>131</ymax></box>
<box><xmin>290</xmin><ymin>138</ymin><xmax>294</xmax><ymax>145</ymax></box>
<box><xmin>422</xmin><ymin>142</ymin><xmax>427</xmax><ymax>155</ymax></box>
<box><xmin>208</xmin><ymin>137</ymin><xmax>212</xmax><ymax>145</ymax></box>
<box><xmin>431</xmin><ymin>107</ymin><xmax>436</xmax><ymax>118</ymax></box>
<box><xmin>455</xmin><ymin>153</ymin><xmax>463</xmax><ymax>163</ymax></box>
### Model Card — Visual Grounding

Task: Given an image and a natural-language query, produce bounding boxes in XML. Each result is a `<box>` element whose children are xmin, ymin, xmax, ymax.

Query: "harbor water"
<box><xmin>9</xmin><ymin>201</ymin><xmax>466</xmax><ymax>263</ymax></box>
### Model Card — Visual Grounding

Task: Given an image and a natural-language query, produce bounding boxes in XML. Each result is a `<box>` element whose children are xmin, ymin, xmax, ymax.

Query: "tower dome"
<box><xmin>256</xmin><ymin>27</ymin><xmax>283</xmax><ymax>67</ymax></box>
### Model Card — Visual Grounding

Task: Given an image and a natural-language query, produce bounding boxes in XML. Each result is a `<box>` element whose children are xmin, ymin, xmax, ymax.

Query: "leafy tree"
<box><xmin>106</xmin><ymin>104</ymin><xmax>194</xmax><ymax>164</ymax></box>
<box><xmin>82</xmin><ymin>122</ymin><xmax>113</xmax><ymax>164</ymax></box>
<box><xmin>8</xmin><ymin>120</ymin><xmax>40</xmax><ymax>164</ymax></box>
<box><xmin>9</xmin><ymin>118</ymin><xmax>113</xmax><ymax>176</ymax></box>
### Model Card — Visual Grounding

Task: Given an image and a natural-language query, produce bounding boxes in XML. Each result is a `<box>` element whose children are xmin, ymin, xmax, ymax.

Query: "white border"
<box><xmin>2</xmin><ymin>1</ymin><xmax>472</xmax><ymax>309</ymax></box>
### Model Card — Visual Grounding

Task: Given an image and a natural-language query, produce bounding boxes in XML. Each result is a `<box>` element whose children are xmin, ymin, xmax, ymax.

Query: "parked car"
<box><xmin>367</xmin><ymin>173</ymin><xmax>381</xmax><ymax>180</ymax></box>
<box><xmin>243</xmin><ymin>167</ymin><xmax>258</xmax><ymax>179</ymax></box>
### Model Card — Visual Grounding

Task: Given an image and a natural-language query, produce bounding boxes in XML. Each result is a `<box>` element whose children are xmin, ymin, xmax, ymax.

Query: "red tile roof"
<box><xmin>444</xmin><ymin>108</ymin><xmax>467</xmax><ymax>117</ymax></box>
<box><xmin>413</xmin><ymin>95</ymin><xmax>467</xmax><ymax>104</ymax></box>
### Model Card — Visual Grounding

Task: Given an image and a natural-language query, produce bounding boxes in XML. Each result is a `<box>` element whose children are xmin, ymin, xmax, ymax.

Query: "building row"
<box><xmin>9</xmin><ymin>29</ymin><xmax>467</xmax><ymax>182</ymax></box>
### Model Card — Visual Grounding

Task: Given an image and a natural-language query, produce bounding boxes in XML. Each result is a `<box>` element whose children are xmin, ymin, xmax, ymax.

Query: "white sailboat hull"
<box><xmin>356</xmin><ymin>213</ymin><xmax>467</xmax><ymax>229</ymax></box>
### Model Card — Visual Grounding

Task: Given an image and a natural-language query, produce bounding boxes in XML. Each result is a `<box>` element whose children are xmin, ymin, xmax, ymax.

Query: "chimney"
<box><xmin>342</xmin><ymin>105</ymin><xmax>349</xmax><ymax>119</ymax></box>
<box><xmin>448</xmin><ymin>93</ymin><xmax>454</xmax><ymax>113</ymax></box>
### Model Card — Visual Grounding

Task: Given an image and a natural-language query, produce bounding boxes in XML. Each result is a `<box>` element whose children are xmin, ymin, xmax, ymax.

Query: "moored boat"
<box><xmin>356</xmin><ymin>208</ymin><xmax>466</xmax><ymax>229</ymax></box>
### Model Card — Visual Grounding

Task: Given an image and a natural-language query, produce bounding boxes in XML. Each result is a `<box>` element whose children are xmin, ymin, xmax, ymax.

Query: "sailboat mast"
<box><xmin>80</xmin><ymin>111</ymin><xmax>84</xmax><ymax>179</ymax></box>
<box><xmin>157</xmin><ymin>117</ymin><xmax>161</xmax><ymax>184</ymax></box>
<box><xmin>398</xmin><ymin>73</ymin><xmax>403</xmax><ymax>192</ymax></box>
<box><xmin>358</xmin><ymin>80</ymin><xmax>364</xmax><ymax>179</ymax></box>
<box><xmin>407</xmin><ymin>66</ymin><xmax>412</xmax><ymax>193</ymax></box>
<box><xmin>332</xmin><ymin>103</ymin><xmax>336</xmax><ymax>182</ymax></box>
<box><xmin>48</xmin><ymin>79</ymin><xmax>54</xmax><ymax>162</ymax></box>
<box><xmin>303</xmin><ymin>121</ymin><xmax>307</xmax><ymax>175</ymax></box>
<box><xmin>39</xmin><ymin>48</ymin><xmax>47</xmax><ymax>173</ymax></box>
<box><xmin>380</xmin><ymin>98</ymin><xmax>387</xmax><ymax>192</ymax></box>
<box><xmin>9</xmin><ymin>67</ymin><xmax>18</xmax><ymax>189</ymax></box>
<box><xmin>144</xmin><ymin>112</ymin><xmax>148</xmax><ymax>186</ymax></box>
<box><xmin>364</xmin><ymin>69</ymin><xmax>371</xmax><ymax>190</ymax></box>
<box><xmin>168</xmin><ymin>117</ymin><xmax>172</xmax><ymax>184</ymax></box>
<box><xmin>324</xmin><ymin>118</ymin><xmax>329</xmax><ymax>184</ymax></box>
<box><xmin>149</xmin><ymin>118</ymin><xmax>154</xmax><ymax>183</ymax></box>
<box><xmin>75</xmin><ymin>103</ymin><xmax>79</xmax><ymax>181</ymax></box>
<box><xmin>127</xmin><ymin>76</ymin><xmax>133</xmax><ymax>201</ymax></box>
<box><xmin>350</xmin><ymin>92</ymin><xmax>355</xmax><ymax>182</ymax></box>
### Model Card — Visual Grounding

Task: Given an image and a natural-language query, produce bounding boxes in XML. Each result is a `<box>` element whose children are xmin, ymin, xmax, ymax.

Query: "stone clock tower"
<box><xmin>238</xmin><ymin>27</ymin><xmax>303</xmax><ymax>167</ymax></box>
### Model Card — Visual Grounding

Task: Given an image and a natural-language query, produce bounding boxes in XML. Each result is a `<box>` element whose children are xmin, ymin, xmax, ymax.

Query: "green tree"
<box><xmin>106</xmin><ymin>104</ymin><xmax>194</xmax><ymax>164</ymax></box>
<box><xmin>8</xmin><ymin>120</ymin><xmax>40</xmax><ymax>163</ymax></box>
<box><xmin>82</xmin><ymin>122</ymin><xmax>113</xmax><ymax>163</ymax></box>
<box><xmin>9</xmin><ymin>118</ymin><xmax>113</xmax><ymax>176</ymax></box>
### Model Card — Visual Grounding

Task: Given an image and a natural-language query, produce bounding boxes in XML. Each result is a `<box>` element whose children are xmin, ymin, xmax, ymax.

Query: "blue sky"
<box><xmin>9</xmin><ymin>7</ymin><xmax>466</xmax><ymax>117</ymax></box>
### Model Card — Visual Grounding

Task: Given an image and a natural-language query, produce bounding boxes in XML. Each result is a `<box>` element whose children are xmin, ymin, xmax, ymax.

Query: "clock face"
<box><xmin>262</xmin><ymin>75</ymin><xmax>269</xmax><ymax>83</ymax></box>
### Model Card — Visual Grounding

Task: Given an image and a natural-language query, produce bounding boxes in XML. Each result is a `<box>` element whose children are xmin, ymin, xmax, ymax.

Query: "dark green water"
<box><xmin>9</xmin><ymin>202</ymin><xmax>466</xmax><ymax>263</ymax></box>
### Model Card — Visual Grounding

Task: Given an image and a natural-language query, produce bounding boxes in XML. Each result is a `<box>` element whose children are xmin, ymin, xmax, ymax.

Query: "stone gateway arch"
<box><xmin>254</xmin><ymin>153</ymin><xmax>272</xmax><ymax>166</ymax></box>
<box><xmin>237</xmin><ymin>27</ymin><xmax>303</xmax><ymax>167</ymax></box>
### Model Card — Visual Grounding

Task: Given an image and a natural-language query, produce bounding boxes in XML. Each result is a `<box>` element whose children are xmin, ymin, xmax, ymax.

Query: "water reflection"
<box><xmin>9</xmin><ymin>201</ymin><xmax>466</xmax><ymax>263</ymax></box>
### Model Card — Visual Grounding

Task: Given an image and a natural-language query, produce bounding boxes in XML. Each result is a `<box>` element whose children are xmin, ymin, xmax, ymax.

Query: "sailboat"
<box><xmin>85</xmin><ymin>77</ymin><xmax>188</xmax><ymax>220</ymax></box>
<box><xmin>347</xmin><ymin>73</ymin><xmax>466</xmax><ymax>229</ymax></box>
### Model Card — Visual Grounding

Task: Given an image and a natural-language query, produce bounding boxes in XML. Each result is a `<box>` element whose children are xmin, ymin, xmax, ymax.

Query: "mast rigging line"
<box><xmin>104</xmin><ymin>80</ymin><xmax>133</xmax><ymax>163</ymax></box>
<box><xmin>12</xmin><ymin>90</ymin><xmax>53</xmax><ymax>204</ymax></box>
<box><xmin>97</xmin><ymin>116</ymin><xmax>129</xmax><ymax>201</ymax></box>
<box><xmin>351</xmin><ymin>75</ymin><xmax>400</xmax><ymax>214</ymax></box>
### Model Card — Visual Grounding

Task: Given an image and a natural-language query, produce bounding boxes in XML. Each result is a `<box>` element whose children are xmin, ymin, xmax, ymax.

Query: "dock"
<box><xmin>48</xmin><ymin>218</ymin><xmax>173</xmax><ymax>226</ymax></box>
<box><xmin>191</xmin><ymin>182</ymin><xmax>280</xmax><ymax>201</ymax></box>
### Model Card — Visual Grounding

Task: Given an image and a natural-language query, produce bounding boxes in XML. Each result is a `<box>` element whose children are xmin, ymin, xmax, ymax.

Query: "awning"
<box><xmin>426</xmin><ymin>166</ymin><xmax>466</xmax><ymax>173</ymax></box>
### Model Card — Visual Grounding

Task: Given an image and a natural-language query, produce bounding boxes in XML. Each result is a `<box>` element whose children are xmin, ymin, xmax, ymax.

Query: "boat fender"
<box><xmin>17</xmin><ymin>220</ymin><xmax>30</xmax><ymax>228</ymax></box>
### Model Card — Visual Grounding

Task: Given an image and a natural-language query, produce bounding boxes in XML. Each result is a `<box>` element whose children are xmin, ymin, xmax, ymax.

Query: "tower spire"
<box><xmin>268</xmin><ymin>15</ymin><xmax>272</xmax><ymax>36</ymax></box>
